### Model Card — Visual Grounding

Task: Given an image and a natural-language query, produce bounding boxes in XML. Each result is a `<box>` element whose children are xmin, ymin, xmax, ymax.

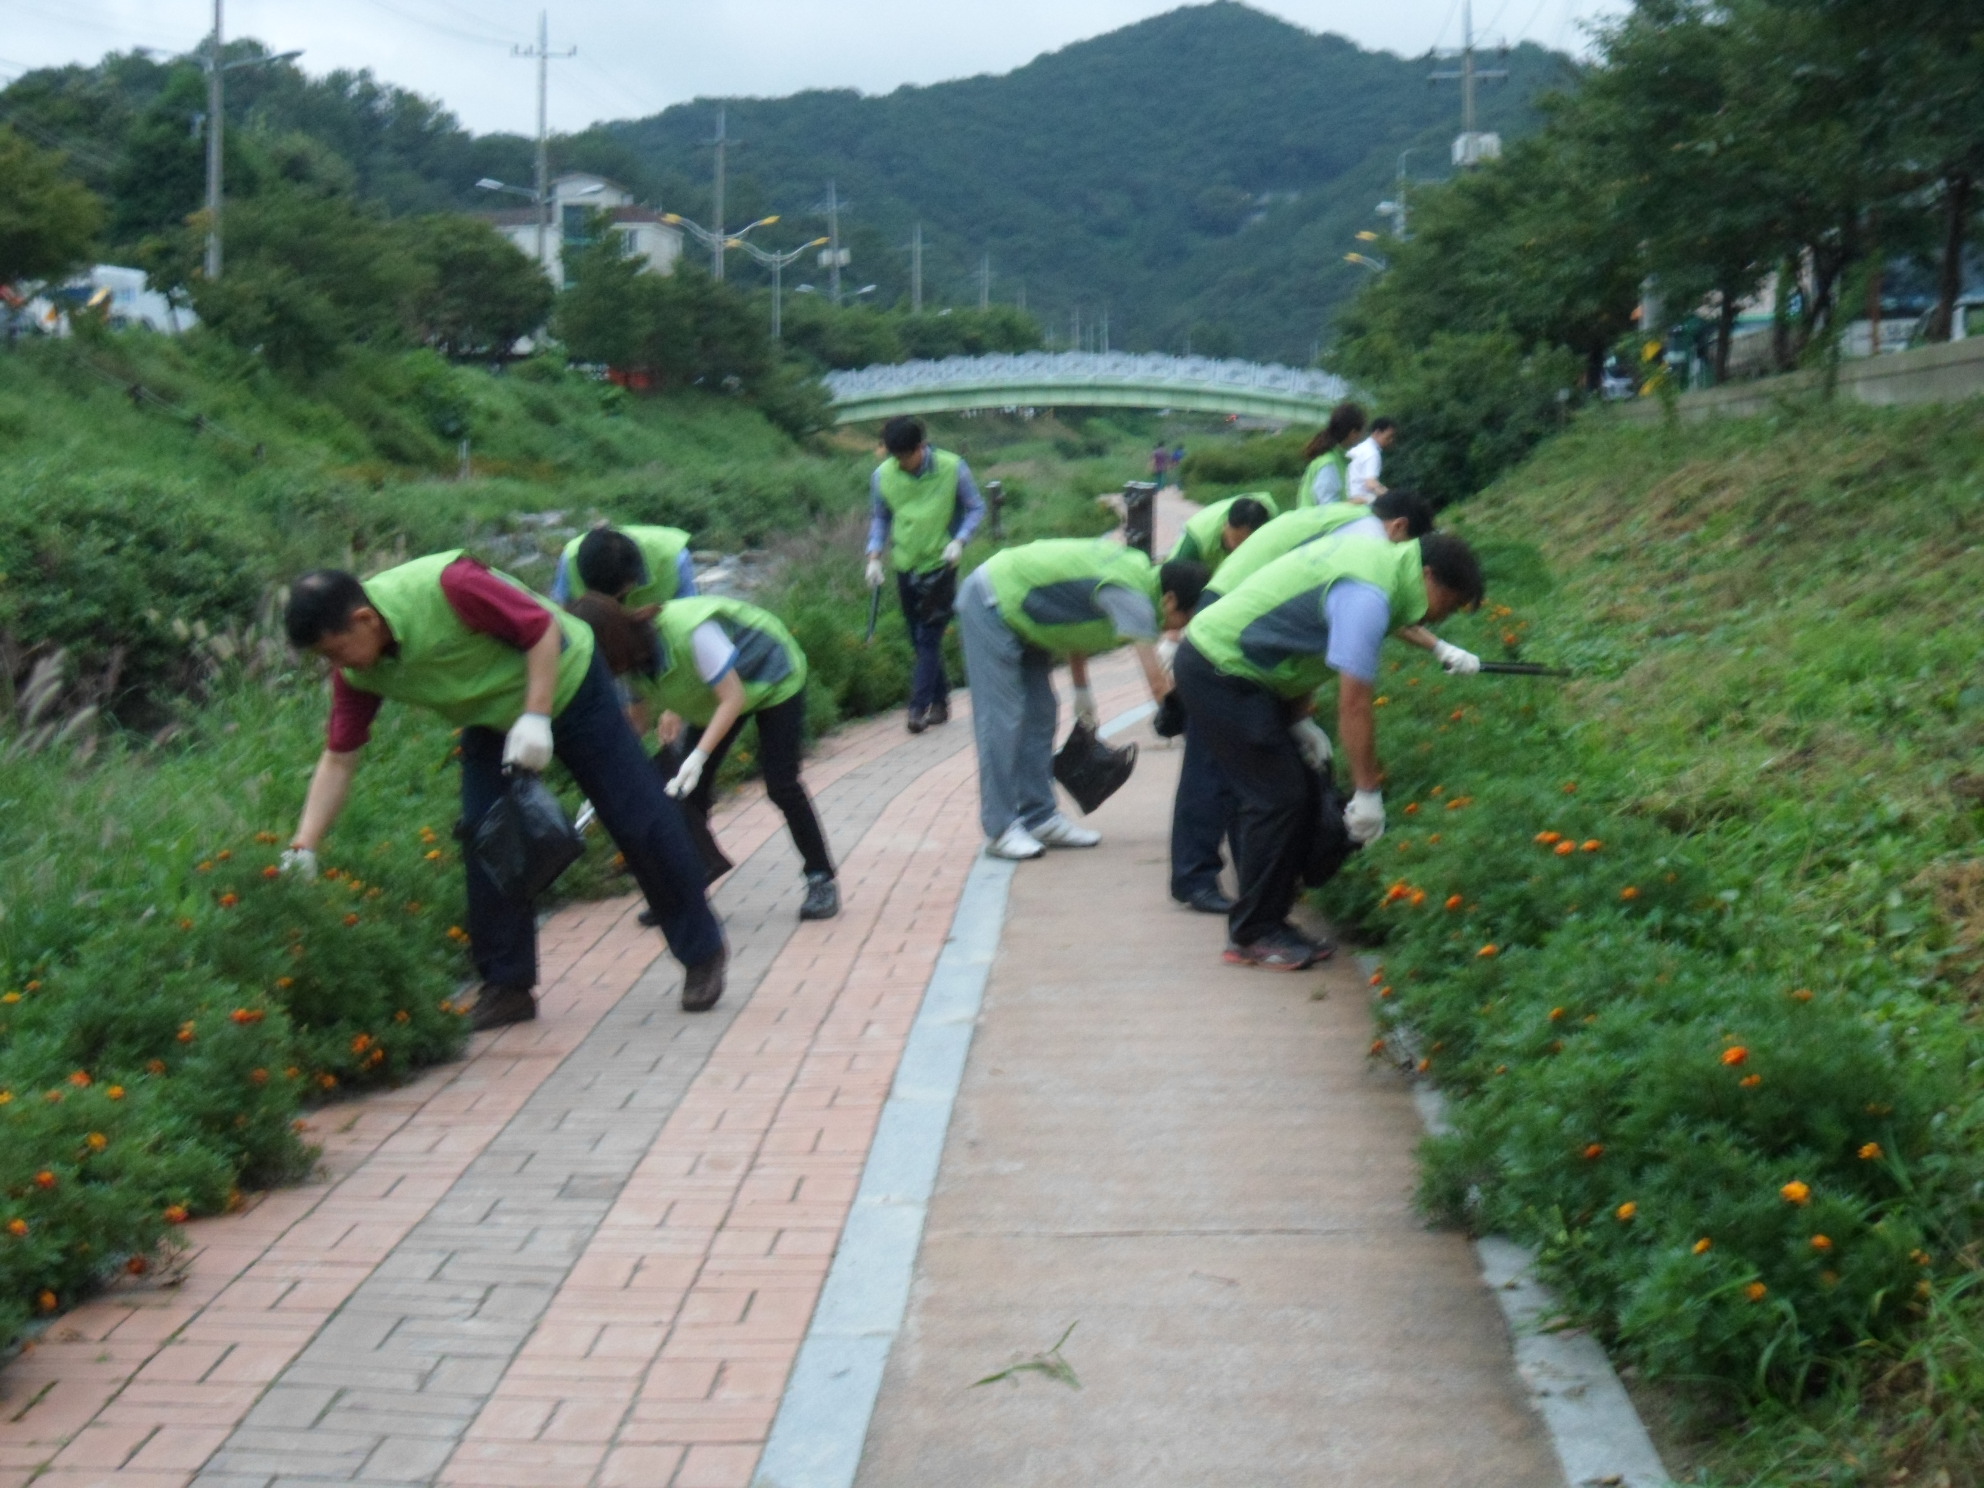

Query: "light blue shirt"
<box><xmin>866</xmin><ymin>453</ymin><xmax>987</xmax><ymax>555</ymax></box>
<box><xmin>1322</xmin><ymin>580</ymin><xmax>1392</xmax><ymax>683</ymax></box>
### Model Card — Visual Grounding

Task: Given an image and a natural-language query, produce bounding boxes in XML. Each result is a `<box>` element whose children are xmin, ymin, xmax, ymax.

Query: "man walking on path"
<box><xmin>1346</xmin><ymin>416</ymin><xmax>1399</xmax><ymax>503</ymax></box>
<box><xmin>550</xmin><ymin>523</ymin><xmax>697</xmax><ymax>608</ymax></box>
<box><xmin>865</xmin><ymin>416</ymin><xmax>985</xmax><ymax>734</ymax></box>
<box><xmin>569</xmin><ymin>591</ymin><xmax>841</xmax><ymax>923</ymax></box>
<box><xmin>282</xmin><ymin>552</ymin><xmax>729</xmax><ymax>1026</ymax></box>
<box><xmin>960</xmin><ymin>537</ymin><xmax>1206</xmax><ymax>860</ymax></box>
<box><xmin>1174</xmin><ymin>533</ymin><xmax>1483</xmax><ymax>968</ymax></box>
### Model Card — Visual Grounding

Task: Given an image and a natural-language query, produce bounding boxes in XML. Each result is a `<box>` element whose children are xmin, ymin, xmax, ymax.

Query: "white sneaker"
<box><xmin>1032</xmin><ymin>814</ymin><xmax>1101</xmax><ymax>849</ymax></box>
<box><xmin>988</xmin><ymin>823</ymin><xmax>1046</xmax><ymax>860</ymax></box>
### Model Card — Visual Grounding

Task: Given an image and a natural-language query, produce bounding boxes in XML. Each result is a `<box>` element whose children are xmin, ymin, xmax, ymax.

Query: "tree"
<box><xmin>0</xmin><ymin>126</ymin><xmax>104</xmax><ymax>286</ymax></box>
<box><xmin>400</xmin><ymin>215</ymin><xmax>552</xmax><ymax>358</ymax></box>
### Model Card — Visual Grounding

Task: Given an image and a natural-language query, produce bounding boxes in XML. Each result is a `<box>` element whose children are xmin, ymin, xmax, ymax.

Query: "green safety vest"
<box><xmin>1186</xmin><ymin>538</ymin><xmax>1428</xmax><ymax>700</ymax></box>
<box><xmin>1295</xmin><ymin>449</ymin><xmax>1350</xmax><ymax>507</ymax></box>
<box><xmin>632</xmin><ymin>596</ymin><xmax>808</xmax><ymax>727</ymax></box>
<box><xmin>1204</xmin><ymin>502</ymin><xmax>1377</xmax><ymax>598</ymax></box>
<box><xmin>1169</xmin><ymin>492</ymin><xmax>1280</xmax><ymax>577</ymax></box>
<box><xmin>876</xmin><ymin>449</ymin><xmax>963</xmax><ymax>574</ymax></box>
<box><xmin>559</xmin><ymin>524</ymin><xmax>692</xmax><ymax>609</ymax></box>
<box><xmin>983</xmin><ymin>538</ymin><xmax>1160</xmax><ymax>657</ymax></box>
<box><xmin>342</xmin><ymin>550</ymin><xmax>594</xmax><ymax>728</ymax></box>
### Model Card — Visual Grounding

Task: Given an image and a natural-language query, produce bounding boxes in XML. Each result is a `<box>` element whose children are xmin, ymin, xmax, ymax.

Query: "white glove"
<box><xmin>280</xmin><ymin>846</ymin><xmax>318</xmax><ymax>880</ymax></box>
<box><xmin>942</xmin><ymin>538</ymin><xmax>964</xmax><ymax>565</ymax></box>
<box><xmin>865</xmin><ymin>556</ymin><xmax>886</xmax><ymax>588</ymax></box>
<box><xmin>1344</xmin><ymin>789</ymin><xmax>1386</xmax><ymax>844</ymax></box>
<box><xmin>1433</xmin><ymin>639</ymin><xmax>1481</xmax><ymax>676</ymax></box>
<box><xmin>1071</xmin><ymin>685</ymin><xmax>1099</xmax><ymax>729</ymax></box>
<box><xmin>1289</xmin><ymin>717</ymin><xmax>1333</xmax><ymax>772</ymax></box>
<box><xmin>502</xmin><ymin>712</ymin><xmax>554</xmax><ymax>772</ymax></box>
<box><xmin>1156</xmin><ymin>637</ymin><xmax>1179</xmax><ymax>674</ymax></box>
<box><xmin>664</xmin><ymin>747</ymin><xmax>708</xmax><ymax>799</ymax></box>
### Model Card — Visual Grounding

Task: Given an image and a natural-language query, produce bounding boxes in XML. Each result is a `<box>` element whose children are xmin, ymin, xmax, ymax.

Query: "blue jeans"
<box><xmin>1170</xmin><ymin>716</ymin><xmax>1237</xmax><ymax>900</ymax></box>
<box><xmin>897</xmin><ymin>568</ymin><xmax>953</xmax><ymax>713</ymax></box>
<box><xmin>460</xmin><ymin>650</ymin><xmax>724</xmax><ymax>987</ymax></box>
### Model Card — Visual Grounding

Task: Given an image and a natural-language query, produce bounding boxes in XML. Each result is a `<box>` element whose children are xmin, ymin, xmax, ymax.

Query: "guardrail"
<box><xmin>1612</xmin><ymin>336</ymin><xmax>1984</xmax><ymax>423</ymax></box>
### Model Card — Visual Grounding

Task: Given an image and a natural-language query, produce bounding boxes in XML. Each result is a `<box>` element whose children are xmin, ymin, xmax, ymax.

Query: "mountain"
<box><xmin>590</xmin><ymin>3</ymin><xmax>1573</xmax><ymax>362</ymax></box>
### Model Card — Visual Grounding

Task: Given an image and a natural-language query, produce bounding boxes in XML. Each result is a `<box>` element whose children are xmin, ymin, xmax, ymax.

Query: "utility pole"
<box><xmin>204</xmin><ymin>0</ymin><xmax>223</xmax><ymax>280</ymax></box>
<box><xmin>910</xmin><ymin>222</ymin><xmax>923</xmax><ymax>314</ymax></box>
<box><xmin>710</xmin><ymin>106</ymin><xmax>726</xmax><ymax>279</ymax></box>
<box><xmin>1430</xmin><ymin>0</ymin><xmax>1507</xmax><ymax>168</ymax></box>
<box><xmin>977</xmin><ymin>252</ymin><xmax>990</xmax><ymax>311</ymax></box>
<box><xmin>1100</xmin><ymin>304</ymin><xmax>1109</xmax><ymax>353</ymax></box>
<box><xmin>824</xmin><ymin>180</ymin><xmax>843</xmax><ymax>305</ymax></box>
<box><xmin>514</xmin><ymin>13</ymin><xmax>576</xmax><ymax>274</ymax></box>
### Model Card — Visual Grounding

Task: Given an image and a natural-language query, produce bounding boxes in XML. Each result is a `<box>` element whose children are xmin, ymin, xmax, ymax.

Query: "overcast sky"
<box><xmin>2</xmin><ymin>0</ymin><xmax>1626</xmax><ymax>137</ymax></box>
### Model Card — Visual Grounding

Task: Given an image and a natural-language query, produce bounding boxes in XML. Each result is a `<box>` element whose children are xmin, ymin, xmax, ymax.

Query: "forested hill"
<box><xmin>598</xmin><ymin>3</ymin><xmax>1569</xmax><ymax>362</ymax></box>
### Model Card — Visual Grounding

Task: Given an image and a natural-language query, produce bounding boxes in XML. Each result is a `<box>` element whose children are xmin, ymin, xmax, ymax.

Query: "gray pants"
<box><xmin>958</xmin><ymin>565</ymin><xmax>1060</xmax><ymax>839</ymax></box>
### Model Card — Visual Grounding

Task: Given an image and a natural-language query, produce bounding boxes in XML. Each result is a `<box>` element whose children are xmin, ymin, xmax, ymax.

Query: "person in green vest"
<box><xmin>959</xmin><ymin>537</ymin><xmax>1209</xmax><ymax>860</ymax></box>
<box><xmin>281</xmin><ymin>553</ymin><xmax>729</xmax><ymax>1027</ymax></box>
<box><xmin>1292</xmin><ymin>402</ymin><xmax>1366</xmax><ymax>507</ymax></box>
<box><xmin>551</xmin><ymin>524</ymin><xmax>697</xmax><ymax>611</ymax></box>
<box><xmin>865</xmin><ymin>416</ymin><xmax>986</xmax><ymax>733</ymax></box>
<box><xmin>1174</xmin><ymin>533</ymin><xmax>1484</xmax><ymax>969</ymax></box>
<box><xmin>567</xmin><ymin>592</ymin><xmax>839</xmax><ymax>922</ymax></box>
<box><xmin>1168</xmin><ymin>493</ymin><xmax>1275</xmax><ymax>577</ymax></box>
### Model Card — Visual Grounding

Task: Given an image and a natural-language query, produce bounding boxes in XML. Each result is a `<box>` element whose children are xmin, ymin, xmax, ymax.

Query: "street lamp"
<box><xmin>1344</xmin><ymin>252</ymin><xmax>1388</xmax><ymax>273</ymax></box>
<box><xmin>732</xmin><ymin>236</ymin><xmax>830</xmax><ymax>338</ymax></box>
<box><xmin>200</xmin><ymin>0</ymin><xmax>301</xmax><ymax>281</ymax></box>
<box><xmin>664</xmin><ymin>213</ymin><xmax>778</xmax><ymax>279</ymax></box>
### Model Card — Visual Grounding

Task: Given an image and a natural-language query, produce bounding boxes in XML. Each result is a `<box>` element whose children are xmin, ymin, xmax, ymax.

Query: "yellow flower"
<box><xmin>1744</xmin><ymin>1281</ymin><xmax>1768</xmax><ymax>1302</ymax></box>
<box><xmin>1721</xmin><ymin>1046</ymin><xmax>1748</xmax><ymax>1067</ymax></box>
<box><xmin>1615</xmin><ymin>1202</ymin><xmax>1637</xmax><ymax>1222</ymax></box>
<box><xmin>1692</xmin><ymin>1237</ymin><xmax>1712</xmax><ymax>1255</ymax></box>
<box><xmin>1781</xmin><ymin>1180</ymin><xmax>1811</xmax><ymax>1206</ymax></box>
<box><xmin>1858</xmin><ymin>1143</ymin><xmax>1883</xmax><ymax>1161</ymax></box>
<box><xmin>1477</xmin><ymin>944</ymin><xmax>1499</xmax><ymax>958</ymax></box>
<box><xmin>1810</xmin><ymin>1235</ymin><xmax>1833</xmax><ymax>1252</ymax></box>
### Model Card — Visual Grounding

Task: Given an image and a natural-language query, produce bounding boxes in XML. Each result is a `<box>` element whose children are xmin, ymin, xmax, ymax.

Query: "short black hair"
<box><xmin>882</xmin><ymin>416</ymin><xmax>926</xmax><ymax>456</ymax></box>
<box><xmin>1226</xmin><ymin>497</ymin><xmax>1272</xmax><ymax>533</ymax></box>
<box><xmin>1418</xmin><ymin>533</ymin><xmax>1484</xmax><ymax>609</ymax></box>
<box><xmin>1371</xmin><ymin>417</ymin><xmax>1399</xmax><ymax>435</ymax></box>
<box><xmin>576</xmin><ymin>527</ymin><xmax>647</xmax><ymax>597</ymax></box>
<box><xmin>285</xmin><ymin>569</ymin><xmax>371</xmax><ymax>649</ymax></box>
<box><xmin>1159</xmin><ymin>558</ymin><xmax>1211</xmax><ymax>616</ymax></box>
<box><xmin>1371</xmin><ymin>489</ymin><xmax>1435</xmax><ymax>537</ymax></box>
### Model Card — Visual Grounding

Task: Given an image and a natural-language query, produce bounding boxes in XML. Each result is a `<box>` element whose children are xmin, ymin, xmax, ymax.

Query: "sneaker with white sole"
<box><xmin>1032</xmin><ymin>814</ymin><xmax>1101</xmax><ymax>849</ymax></box>
<box><xmin>988</xmin><ymin>823</ymin><xmax>1046</xmax><ymax>860</ymax></box>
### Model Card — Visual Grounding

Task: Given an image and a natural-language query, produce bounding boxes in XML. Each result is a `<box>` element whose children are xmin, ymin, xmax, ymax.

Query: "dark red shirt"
<box><xmin>327</xmin><ymin>557</ymin><xmax>555</xmax><ymax>751</ymax></box>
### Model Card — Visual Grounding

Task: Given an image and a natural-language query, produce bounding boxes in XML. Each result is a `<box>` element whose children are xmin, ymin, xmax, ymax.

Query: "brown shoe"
<box><xmin>465</xmin><ymin>981</ymin><xmax>537</xmax><ymax>1030</ymax></box>
<box><xmin>681</xmin><ymin>943</ymin><xmax>728</xmax><ymax>1012</ymax></box>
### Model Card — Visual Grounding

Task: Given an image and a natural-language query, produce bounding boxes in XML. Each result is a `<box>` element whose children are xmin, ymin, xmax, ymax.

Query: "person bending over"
<box><xmin>283</xmin><ymin>552</ymin><xmax>728</xmax><ymax>1026</ymax></box>
<box><xmin>551</xmin><ymin>523</ymin><xmax>697</xmax><ymax>608</ymax></box>
<box><xmin>1168</xmin><ymin>493</ymin><xmax>1275</xmax><ymax>578</ymax></box>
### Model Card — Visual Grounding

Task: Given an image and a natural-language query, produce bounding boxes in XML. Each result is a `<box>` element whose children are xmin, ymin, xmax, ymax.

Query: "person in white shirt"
<box><xmin>1345</xmin><ymin>417</ymin><xmax>1398</xmax><ymax>504</ymax></box>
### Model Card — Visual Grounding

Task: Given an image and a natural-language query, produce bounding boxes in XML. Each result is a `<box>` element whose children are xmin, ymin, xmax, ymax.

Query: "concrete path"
<box><xmin>0</xmin><ymin>499</ymin><xmax>1565</xmax><ymax>1487</ymax></box>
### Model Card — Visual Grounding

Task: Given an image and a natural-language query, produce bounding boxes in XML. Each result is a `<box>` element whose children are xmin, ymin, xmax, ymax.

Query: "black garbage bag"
<box><xmin>901</xmin><ymin>565</ymin><xmax>957</xmax><ymax>628</ymax></box>
<box><xmin>1301</xmin><ymin>767</ymin><xmax>1361</xmax><ymax>888</ymax></box>
<box><xmin>1053</xmin><ymin>721</ymin><xmax>1137</xmax><ymax>815</ymax></box>
<box><xmin>657</xmin><ymin>738</ymin><xmax>735</xmax><ymax>886</ymax></box>
<box><xmin>469</xmin><ymin>770</ymin><xmax>587</xmax><ymax>902</ymax></box>
<box><xmin>1151</xmin><ymin>690</ymin><xmax>1187</xmax><ymax>739</ymax></box>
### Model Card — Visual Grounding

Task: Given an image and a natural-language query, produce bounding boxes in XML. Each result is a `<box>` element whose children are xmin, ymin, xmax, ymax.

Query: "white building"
<box><xmin>486</xmin><ymin>173</ymin><xmax>683</xmax><ymax>287</ymax></box>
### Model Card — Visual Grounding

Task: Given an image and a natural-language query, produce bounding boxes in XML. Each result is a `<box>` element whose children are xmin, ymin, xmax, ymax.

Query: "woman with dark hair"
<box><xmin>1293</xmin><ymin>401</ymin><xmax>1367</xmax><ymax>508</ymax></box>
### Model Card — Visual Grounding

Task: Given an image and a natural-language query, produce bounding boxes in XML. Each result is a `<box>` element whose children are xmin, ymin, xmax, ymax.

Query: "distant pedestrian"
<box><xmin>1345</xmin><ymin>417</ymin><xmax>1398</xmax><ymax>504</ymax></box>
<box><xmin>1292</xmin><ymin>402</ymin><xmax>1366</xmax><ymax>507</ymax></box>
<box><xmin>865</xmin><ymin>416</ymin><xmax>986</xmax><ymax>734</ymax></box>
<box><xmin>1152</xmin><ymin>443</ymin><xmax>1170</xmax><ymax>484</ymax></box>
<box><xmin>1171</xmin><ymin>444</ymin><xmax>1186</xmax><ymax>485</ymax></box>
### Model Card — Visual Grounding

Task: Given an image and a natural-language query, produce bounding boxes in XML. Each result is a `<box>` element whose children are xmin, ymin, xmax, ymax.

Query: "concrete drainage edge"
<box><xmin>1360</xmin><ymin>953</ymin><xmax>1673</xmax><ymax>1488</ymax></box>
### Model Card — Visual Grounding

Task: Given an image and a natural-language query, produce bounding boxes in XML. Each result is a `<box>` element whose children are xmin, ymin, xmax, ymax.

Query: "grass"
<box><xmin>1316</xmin><ymin>396</ymin><xmax>1984</xmax><ymax>1483</ymax></box>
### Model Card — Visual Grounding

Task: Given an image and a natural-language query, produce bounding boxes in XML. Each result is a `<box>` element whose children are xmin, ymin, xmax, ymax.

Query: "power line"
<box><xmin>348</xmin><ymin>0</ymin><xmax>516</xmax><ymax>50</ymax></box>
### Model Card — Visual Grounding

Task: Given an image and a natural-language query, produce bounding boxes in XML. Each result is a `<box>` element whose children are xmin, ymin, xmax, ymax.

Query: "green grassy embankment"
<box><xmin>1315</xmin><ymin>400</ymin><xmax>1984</xmax><ymax>1483</ymax></box>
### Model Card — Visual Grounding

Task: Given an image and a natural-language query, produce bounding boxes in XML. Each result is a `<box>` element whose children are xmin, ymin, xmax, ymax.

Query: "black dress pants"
<box><xmin>671</xmin><ymin>688</ymin><xmax>834</xmax><ymax>880</ymax></box>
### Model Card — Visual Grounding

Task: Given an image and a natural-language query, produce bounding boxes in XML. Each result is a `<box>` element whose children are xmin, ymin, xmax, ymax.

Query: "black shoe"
<box><xmin>1176</xmin><ymin>887</ymin><xmax>1234</xmax><ymax>915</ymax></box>
<box><xmin>928</xmin><ymin>698</ymin><xmax>950</xmax><ymax>725</ymax></box>
<box><xmin>465</xmin><ymin>981</ymin><xmax>537</xmax><ymax>1031</ymax></box>
<box><xmin>799</xmin><ymin>872</ymin><xmax>840</xmax><ymax>921</ymax></box>
<box><xmin>906</xmin><ymin>706</ymin><xmax>929</xmax><ymax>735</ymax></box>
<box><xmin>637</xmin><ymin>906</ymin><xmax>660</xmax><ymax>928</ymax></box>
<box><xmin>681</xmin><ymin>943</ymin><xmax>728</xmax><ymax>1012</ymax></box>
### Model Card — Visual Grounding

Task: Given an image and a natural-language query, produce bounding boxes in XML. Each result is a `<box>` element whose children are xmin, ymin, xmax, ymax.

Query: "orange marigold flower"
<box><xmin>1721</xmin><ymin>1046</ymin><xmax>1749</xmax><ymax>1066</ymax></box>
<box><xmin>24</xmin><ymin>980</ymin><xmax>39</xmax><ymax>992</ymax></box>
<box><xmin>255</xmin><ymin>831</ymin><xmax>280</xmax><ymax>844</ymax></box>
<box><xmin>230</xmin><ymin>1008</ymin><xmax>264</xmax><ymax>1025</ymax></box>
<box><xmin>1</xmin><ymin>992</ymin><xmax>18</xmax><ymax>1004</ymax></box>
<box><xmin>84</xmin><ymin>1133</ymin><xmax>106</xmax><ymax>1152</ymax></box>
<box><xmin>216</xmin><ymin>850</ymin><xmax>232</xmax><ymax>862</ymax></box>
<box><xmin>249</xmin><ymin>1069</ymin><xmax>269</xmax><ymax>1085</ymax></box>
<box><xmin>1858</xmin><ymin>1143</ymin><xmax>1884</xmax><ymax>1161</ymax></box>
<box><xmin>1616</xmin><ymin>1202</ymin><xmax>1637</xmax><ymax>1221</ymax></box>
<box><xmin>1781</xmin><ymin>1180</ymin><xmax>1811</xmax><ymax>1206</ymax></box>
<box><xmin>1445</xmin><ymin>894</ymin><xmax>1464</xmax><ymax>911</ymax></box>
<box><xmin>218</xmin><ymin>893</ymin><xmax>239</xmax><ymax>909</ymax></box>
<box><xmin>197</xmin><ymin>860</ymin><xmax>213</xmax><ymax>873</ymax></box>
<box><xmin>126</xmin><ymin>1255</ymin><xmax>149</xmax><ymax>1276</ymax></box>
<box><xmin>1369</xmin><ymin>1039</ymin><xmax>1386</xmax><ymax>1056</ymax></box>
<box><xmin>1583</xmin><ymin>1144</ymin><xmax>1605</xmax><ymax>1161</ymax></box>
<box><xmin>34</xmin><ymin>1171</ymin><xmax>56</xmax><ymax>1189</ymax></box>
<box><xmin>177</xmin><ymin>918</ymin><xmax>194</xmax><ymax>931</ymax></box>
<box><xmin>1912</xmin><ymin>1249</ymin><xmax>1933</xmax><ymax>1267</ymax></box>
<box><xmin>425</xmin><ymin>849</ymin><xmax>444</xmax><ymax>861</ymax></box>
<box><xmin>1790</xmin><ymin>988</ymin><xmax>1815</xmax><ymax>1002</ymax></box>
<box><xmin>1744</xmin><ymin>1282</ymin><xmax>1768</xmax><ymax>1302</ymax></box>
<box><xmin>394</xmin><ymin>1009</ymin><xmax>410</xmax><ymax>1023</ymax></box>
<box><xmin>1740</xmin><ymin>1074</ymin><xmax>1762</xmax><ymax>1088</ymax></box>
<box><xmin>1416</xmin><ymin>1058</ymin><xmax>1431</xmax><ymax>1073</ymax></box>
<box><xmin>284</xmin><ymin>1066</ymin><xmax>300</xmax><ymax>1079</ymax></box>
<box><xmin>1</xmin><ymin>1091</ymin><xmax>14</xmax><ymax>1105</ymax></box>
<box><xmin>1379</xmin><ymin>986</ymin><xmax>1394</xmax><ymax>998</ymax></box>
<box><xmin>1449</xmin><ymin>708</ymin><xmax>1465</xmax><ymax>722</ymax></box>
<box><xmin>163</xmin><ymin>1205</ymin><xmax>189</xmax><ymax>1224</ymax></box>
<box><xmin>67</xmin><ymin>1070</ymin><xmax>91</xmax><ymax>1087</ymax></box>
<box><xmin>1811</xmin><ymin>1235</ymin><xmax>1833</xmax><ymax>1252</ymax></box>
<box><xmin>1409</xmin><ymin>889</ymin><xmax>1427</xmax><ymax>908</ymax></box>
<box><xmin>1620</xmin><ymin>886</ymin><xmax>1640</xmax><ymax>901</ymax></box>
<box><xmin>1427</xmin><ymin>833</ymin><xmax>1441</xmax><ymax>844</ymax></box>
<box><xmin>1693</xmin><ymin>1237</ymin><xmax>1712</xmax><ymax>1255</ymax></box>
<box><xmin>106</xmin><ymin>1085</ymin><xmax>124</xmax><ymax>1100</ymax></box>
<box><xmin>1535</xmin><ymin>831</ymin><xmax>1562</xmax><ymax>845</ymax></box>
<box><xmin>1548</xmin><ymin>1006</ymin><xmax>1566</xmax><ymax>1021</ymax></box>
<box><xmin>1582</xmin><ymin>839</ymin><xmax>1602</xmax><ymax>852</ymax></box>
<box><xmin>275</xmin><ymin>977</ymin><xmax>294</xmax><ymax>990</ymax></box>
<box><xmin>1562</xmin><ymin>781</ymin><xmax>1578</xmax><ymax>794</ymax></box>
<box><xmin>176</xmin><ymin>1024</ymin><xmax>195</xmax><ymax>1044</ymax></box>
<box><xmin>262</xmin><ymin>865</ymin><xmax>280</xmax><ymax>879</ymax></box>
<box><xmin>351</xmin><ymin>1034</ymin><xmax>372</xmax><ymax>1054</ymax></box>
<box><xmin>323</xmin><ymin>867</ymin><xmax>343</xmax><ymax>880</ymax></box>
<box><xmin>343</xmin><ymin>913</ymin><xmax>360</xmax><ymax>927</ymax></box>
<box><xmin>1431</xmin><ymin>785</ymin><xmax>1446</xmax><ymax>796</ymax></box>
<box><xmin>6</xmin><ymin>1219</ymin><xmax>28</xmax><ymax>1237</ymax></box>
<box><xmin>37</xmin><ymin>1290</ymin><xmax>57</xmax><ymax>1312</ymax></box>
<box><xmin>1477</xmin><ymin>944</ymin><xmax>1499</xmax><ymax>958</ymax></box>
<box><xmin>1554</xmin><ymin>841</ymin><xmax>1575</xmax><ymax>856</ymax></box>
<box><xmin>1404</xmin><ymin>803</ymin><xmax>1419</xmax><ymax>815</ymax></box>
<box><xmin>319</xmin><ymin>1074</ymin><xmax>338</xmax><ymax>1090</ymax></box>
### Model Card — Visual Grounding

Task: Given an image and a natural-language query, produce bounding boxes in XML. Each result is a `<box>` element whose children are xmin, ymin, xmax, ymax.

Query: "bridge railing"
<box><xmin>824</xmin><ymin>351</ymin><xmax>1350</xmax><ymax>405</ymax></box>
